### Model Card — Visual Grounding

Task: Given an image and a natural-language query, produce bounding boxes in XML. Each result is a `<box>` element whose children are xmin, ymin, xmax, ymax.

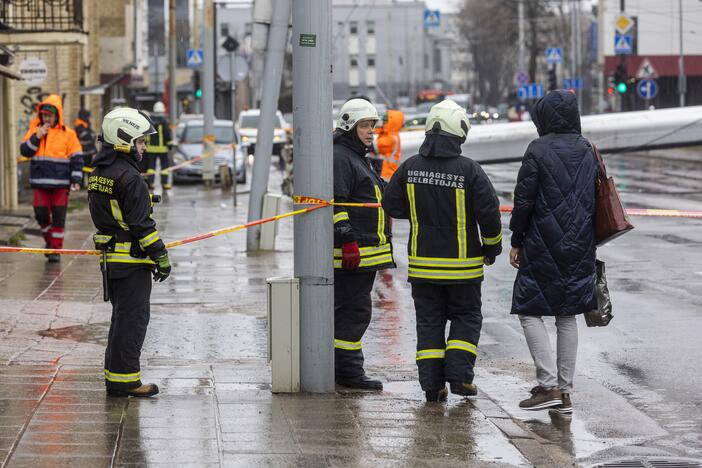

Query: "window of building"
<box><xmin>349</xmin><ymin>21</ymin><xmax>358</xmax><ymax>35</ymax></box>
<box><xmin>366</xmin><ymin>21</ymin><xmax>375</xmax><ymax>35</ymax></box>
<box><xmin>367</xmin><ymin>55</ymin><xmax>375</xmax><ymax>67</ymax></box>
<box><xmin>220</xmin><ymin>23</ymin><xmax>229</xmax><ymax>37</ymax></box>
<box><xmin>350</xmin><ymin>55</ymin><xmax>358</xmax><ymax>67</ymax></box>
<box><xmin>433</xmin><ymin>47</ymin><xmax>442</xmax><ymax>73</ymax></box>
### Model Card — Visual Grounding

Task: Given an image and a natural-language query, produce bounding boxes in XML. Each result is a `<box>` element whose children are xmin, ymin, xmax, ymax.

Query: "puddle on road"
<box><xmin>38</xmin><ymin>322</ymin><xmax>108</xmax><ymax>345</ymax></box>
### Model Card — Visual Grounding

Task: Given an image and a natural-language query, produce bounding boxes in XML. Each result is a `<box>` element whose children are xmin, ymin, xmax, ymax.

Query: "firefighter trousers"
<box><xmin>147</xmin><ymin>152</ymin><xmax>171</xmax><ymax>186</ymax></box>
<box><xmin>411</xmin><ymin>282</ymin><xmax>482</xmax><ymax>391</ymax></box>
<box><xmin>104</xmin><ymin>268</ymin><xmax>152</xmax><ymax>391</ymax></box>
<box><xmin>33</xmin><ymin>188</ymin><xmax>69</xmax><ymax>249</ymax></box>
<box><xmin>334</xmin><ymin>271</ymin><xmax>376</xmax><ymax>380</ymax></box>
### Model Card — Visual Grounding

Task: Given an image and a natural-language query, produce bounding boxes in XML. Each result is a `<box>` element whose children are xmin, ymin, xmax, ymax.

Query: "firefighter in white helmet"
<box><xmin>332</xmin><ymin>98</ymin><xmax>396</xmax><ymax>390</ymax></box>
<box><xmin>87</xmin><ymin>107</ymin><xmax>171</xmax><ymax>397</ymax></box>
<box><xmin>382</xmin><ymin>99</ymin><xmax>502</xmax><ymax>402</ymax></box>
<box><xmin>144</xmin><ymin>101</ymin><xmax>173</xmax><ymax>190</ymax></box>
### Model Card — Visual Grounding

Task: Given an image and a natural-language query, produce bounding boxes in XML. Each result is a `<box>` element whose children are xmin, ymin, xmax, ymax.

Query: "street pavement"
<box><xmin>0</xmin><ymin>150</ymin><xmax>701</xmax><ymax>467</ymax></box>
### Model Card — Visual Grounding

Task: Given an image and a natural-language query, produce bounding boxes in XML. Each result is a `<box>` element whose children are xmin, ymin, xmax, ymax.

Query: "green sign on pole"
<box><xmin>299</xmin><ymin>34</ymin><xmax>317</xmax><ymax>47</ymax></box>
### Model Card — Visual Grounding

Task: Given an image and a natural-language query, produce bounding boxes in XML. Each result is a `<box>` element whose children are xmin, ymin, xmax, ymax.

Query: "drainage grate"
<box><xmin>590</xmin><ymin>458</ymin><xmax>702</xmax><ymax>468</ymax></box>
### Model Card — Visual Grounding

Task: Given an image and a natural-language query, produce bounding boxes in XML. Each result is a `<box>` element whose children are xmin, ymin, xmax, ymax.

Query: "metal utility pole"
<box><xmin>597</xmin><ymin>0</ymin><xmax>605</xmax><ymax>112</ymax></box>
<box><xmin>202</xmin><ymin>0</ymin><xmax>216</xmax><ymax>185</ymax></box>
<box><xmin>246</xmin><ymin>0</ymin><xmax>290</xmax><ymax>251</ymax></box>
<box><xmin>575</xmin><ymin>0</ymin><xmax>582</xmax><ymax>105</ymax></box>
<box><xmin>678</xmin><ymin>0</ymin><xmax>686</xmax><ymax>107</ymax></box>
<box><xmin>168</xmin><ymin>0</ymin><xmax>177</xmax><ymax>126</ymax></box>
<box><xmin>518</xmin><ymin>0</ymin><xmax>525</xmax><ymax>74</ymax></box>
<box><xmin>293</xmin><ymin>0</ymin><xmax>334</xmax><ymax>393</ymax></box>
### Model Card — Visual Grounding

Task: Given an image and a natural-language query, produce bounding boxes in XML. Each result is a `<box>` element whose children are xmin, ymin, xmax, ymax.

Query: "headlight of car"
<box><xmin>241</xmin><ymin>136</ymin><xmax>249</xmax><ymax>143</ymax></box>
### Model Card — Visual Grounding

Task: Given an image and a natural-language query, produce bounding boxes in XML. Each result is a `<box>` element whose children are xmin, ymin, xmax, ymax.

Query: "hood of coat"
<box><xmin>418</xmin><ymin>132</ymin><xmax>463</xmax><ymax>159</ymax></box>
<box><xmin>30</xmin><ymin>94</ymin><xmax>66</xmax><ymax>131</ymax></box>
<box><xmin>383</xmin><ymin>110</ymin><xmax>404</xmax><ymax>133</ymax></box>
<box><xmin>333</xmin><ymin>128</ymin><xmax>371</xmax><ymax>156</ymax></box>
<box><xmin>531</xmin><ymin>90</ymin><xmax>581</xmax><ymax>137</ymax></box>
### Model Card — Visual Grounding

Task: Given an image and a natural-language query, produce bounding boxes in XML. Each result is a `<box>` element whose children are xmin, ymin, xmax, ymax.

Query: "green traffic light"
<box><xmin>196</xmin><ymin>89</ymin><xmax>202</xmax><ymax>99</ymax></box>
<box><xmin>616</xmin><ymin>82</ymin><xmax>627</xmax><ymax>94</ymax></box>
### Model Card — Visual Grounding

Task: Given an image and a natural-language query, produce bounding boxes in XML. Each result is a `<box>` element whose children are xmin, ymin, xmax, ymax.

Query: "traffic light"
<box><xmin>193</xmin><ymin>71</ymin><xmax>202</xmax><ymax>99</ymax></box>
<box><xmin>547</xmin><ymin>66</ymin><xmax>557</xmax><ymax>91</ymax></box>
<box><xmin>614</xmin><ymin>62</ymin><xmax>628</xmax><ymax>94</ymax></box>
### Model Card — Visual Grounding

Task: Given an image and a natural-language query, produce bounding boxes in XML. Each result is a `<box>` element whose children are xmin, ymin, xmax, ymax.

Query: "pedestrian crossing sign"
<box><xmin>614</xmin><ymin>34</ymin><xmax>633</xmax><ymax>55</ymax></box>
<box><xmin>423</xmin><ymin>9</ymin><xmax>441</xmax><ymax>28</ymax></box>
<box><xmin>186</xmin><ymin>49</ymin><xmax>203</xmax><ymax>69</ymax></box>
<box><xmin>546</xmin><ymin>47</ymin><xmax>563</xmax><ymax>64</ymax></box>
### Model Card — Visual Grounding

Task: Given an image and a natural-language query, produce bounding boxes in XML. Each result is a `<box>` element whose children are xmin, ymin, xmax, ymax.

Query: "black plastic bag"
<box><xmin>584</xmin><ymin>260</ymin><xmax>614</xmax><ymax>327</ymax></box>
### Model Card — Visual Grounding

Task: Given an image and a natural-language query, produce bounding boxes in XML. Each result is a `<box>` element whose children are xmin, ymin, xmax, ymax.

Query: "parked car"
<box><xmin>172</xmin><ymin>119</ymin><xmax>247</xmax><ymax>184</ymax></box>
<box><xmin>402</xmin><ymin>113</ymin><xmax>429</xmax><ymax>132</ymax></box>
<box><xmin>237</xmin><ymin>109</ymin><xmax>288</xmax><ymax>157</ymax></box>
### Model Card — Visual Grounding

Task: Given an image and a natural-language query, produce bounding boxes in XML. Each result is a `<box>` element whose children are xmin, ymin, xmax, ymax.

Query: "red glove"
<box><xmin>341</xmin><ymin>242</ymin><xmax>361</xmax><ymax>270</ymax></box>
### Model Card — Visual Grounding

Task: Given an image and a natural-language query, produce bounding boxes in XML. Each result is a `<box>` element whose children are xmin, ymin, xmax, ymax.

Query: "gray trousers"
<box><xmin>518</xmin><ymin>315</ymin><xmax>578</xmax><ymax>394</ymax></box>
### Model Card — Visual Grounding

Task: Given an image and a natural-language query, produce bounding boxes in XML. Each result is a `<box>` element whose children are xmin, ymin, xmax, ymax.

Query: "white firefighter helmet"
<box><xmin>425</xmin><ymin>99</ymin><xmax>471</xmax><ymax>140</ymax></box>
<box><xmin>153</xmin><ymin>101</ymin><xmax>166</xmax><ymax>113</ymax></box>
<box><xmin>102</xmin><ymin>107</ymin><xmax>156</xmax><ymax>153</ymax></box>
<box><xmin>336</xmin><ymin>98</ymin><xmax>380</xmax><ymax>131</ymax></box>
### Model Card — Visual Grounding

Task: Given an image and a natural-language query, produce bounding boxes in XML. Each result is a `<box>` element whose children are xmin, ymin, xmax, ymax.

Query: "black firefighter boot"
<box><xmin>450</xmin><ymin>381</ymin><xmax>478</xmax><ymax>397</ymax></box>
<box><xmin>336</xmin><ymin>375</ymin><xmax>383</xmax><ymax>391</ymax></box>
<box><xmin>425</xmin><ymin>387</ymin><xmax>449</xmax><ymax>402</ymax></box>
<box><xmin>107</xmin><ymin>383</ymin><xmax>160</xmax><ymax>398</ymax></box>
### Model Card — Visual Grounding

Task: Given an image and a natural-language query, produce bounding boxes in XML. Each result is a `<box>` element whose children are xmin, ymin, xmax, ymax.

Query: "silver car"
<box><xmin>173</xmin><ymin>119</ymin><xmax>247</xmax><ymax>184</ymax></box>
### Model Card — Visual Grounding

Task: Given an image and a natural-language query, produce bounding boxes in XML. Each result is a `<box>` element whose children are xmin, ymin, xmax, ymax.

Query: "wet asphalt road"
<box><xmin>0</xmin><ymin>148</ymin><xmax>701</xmax><ymax>467</ymax></box>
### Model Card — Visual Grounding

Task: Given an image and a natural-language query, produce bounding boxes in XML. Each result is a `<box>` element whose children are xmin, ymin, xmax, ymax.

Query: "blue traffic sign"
<box><xmin>518</xmin><ymin>83</ymin><xmax>544</xmax><ymax>100</ymax></box>
<box><xmin>563</xmin><ymin>78</ymin><xmax>583</xmax><ymax>90</ymax></box>
<box><xmin>614</xmin><ymin>33</ymin><xmax>633</xmax><ymax>55</ymax></box>
<box><xmin>546</xmin><ymin>47</ymin><xmax>563</xmax><ymax>64</ymax></box>
<box><xmin>515</xmin><ymin>71</ymin><xmax>529</xmax><ymax>86</ymax></box>
<box><xmin>636</xmin><ymin>79</ymin><xmax>658</xmax><ymax>100</ymax></box>
<box><xmin>423</xmin><ymin>9</ymin><xmax>441</xmax><ymax>28</ymax></box>
<box><xmin>186</xmin><ymin>49</ymin><xmax>203</xmax><ymax>69</ymax></box>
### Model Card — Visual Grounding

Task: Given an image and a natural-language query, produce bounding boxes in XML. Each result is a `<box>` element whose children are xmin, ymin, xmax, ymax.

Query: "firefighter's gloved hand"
<box><xmin>153</xmin><ymin>253</ymin><xmax>171</xmax><ymax>282</ymax></box>
<box><xmin>341</xmin><ymin>242</ymin><xmax>361</xmax><ymax>270</ymax></box>
<box><xmin>483</xmin><ymin>256</ymin><xmax>495</xmax><ymax>266</ymax></box>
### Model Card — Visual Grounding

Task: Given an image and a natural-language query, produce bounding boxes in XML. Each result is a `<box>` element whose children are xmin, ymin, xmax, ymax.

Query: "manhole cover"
<box><xmin>590</xmin><ymin>458</ymin><xmax>702</xmax><ymax>468</ymax></box>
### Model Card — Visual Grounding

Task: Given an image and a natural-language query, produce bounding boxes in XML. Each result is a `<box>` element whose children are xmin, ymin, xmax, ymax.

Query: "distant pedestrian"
<box><xmin>333</xmin><ymin>98</ymin><xmax>395</xmax><ymax>390</ymax></box>
<box><xmin>509</xmin><ymin>90</ymin><xmax>597</xmax><ymax>415</ymax></box>
<box><xmin>19</xmin><ymin>95</ymin><xmax>83</xmax><ymax>263</ymax></box>
<box><xmin>145</xmin><ymin>101</ymin><xmax>173</xmax><ymax>190</ymax></box>
<box><xmin>375</xmin><ymin>110</ymin><xmax>404</xmax><ymax>181</ymax></box>
<box><xmin>74</xmin><ymin>108</ymin><xmax>98</xmax><ymax>166</ymax></box>
<box><xmin>383</xmin><ymin>99</ymin><xmax>502</xmax><ymax>402</ymax></box>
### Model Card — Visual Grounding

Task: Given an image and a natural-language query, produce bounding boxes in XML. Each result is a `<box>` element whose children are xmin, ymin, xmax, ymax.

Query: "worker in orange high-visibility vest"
<box><xmin>375</xmin><ymin>109</ymin><xmax>404</xmax><ymax>181</ymax></box>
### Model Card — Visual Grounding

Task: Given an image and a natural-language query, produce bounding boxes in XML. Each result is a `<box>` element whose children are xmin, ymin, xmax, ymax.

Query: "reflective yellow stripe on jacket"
<box><xmin>374</xmin><ymin>185</ymin><xmax>386</xmax><ymax>244</ymax></box>
<box><xmin>482</xmin><ymin>232</ymin><xmax>503</xmax><ymax>246</ymax></box>
<box><xmin>333</xmin><ymin>212</ymin><xmax>350</xmax><ymax>224</ymax></box>
<box><xmin>407</xmin><ymin>183</ymin><xmax>419</xmax><ymax>256</ymax></box>
<box><xmin>333</xmin><ymin>243</ymin><xmax>393</xmax><ymax>269</ymax></box>
<box><xmin>456</xmin><ymin>188</ymin><xmax>467</xmax><ymax>258</ymax></box>
<box><xmin>408</xmin><ymin>255</ymin><xmax>484</xmax><ymax>281</ymax></box>
<box><xmin>110</xmin><ymin>199</ymin><xmax>129</xmax><ymax>231</ymax></box>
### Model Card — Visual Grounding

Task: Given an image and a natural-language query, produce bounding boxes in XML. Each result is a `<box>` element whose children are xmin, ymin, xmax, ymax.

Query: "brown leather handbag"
<box><xmin>591</xmin><ymin>142</ymin><xmax>634</xmax><ymax>246</ymax></box>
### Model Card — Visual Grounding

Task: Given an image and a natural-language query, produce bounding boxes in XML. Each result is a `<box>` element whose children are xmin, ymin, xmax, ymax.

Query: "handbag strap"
<box><xmin>589</xmin><ymin>140</ymin><xmax>607</xmax><ymax>181</ymax></box>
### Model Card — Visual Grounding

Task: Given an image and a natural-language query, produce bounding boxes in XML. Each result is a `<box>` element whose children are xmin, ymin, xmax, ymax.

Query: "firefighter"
<box><xmin>145</xmin><ymin>101</ymin><xmax>173</xmax><ymax>190</ymax></box>
<box><xmin>382</xmin><ymin>99</ymin><xmax>502</xmax><ymax>402</ymax></box>
<box><xmin>19</xmin><ymin>95</ymin><xmax>83</xmax><ymax>263</ymax></box>
<box><xmin>88</xmin><ymin>107</ymin><xmax>171</xmax><ymax>397</ymax></box>
<box><xmin>375</xmin><ymin>109</ymin><xmax>404</xmax><ymax>181</ymax></box>
<box><xmin>74</xmin><ymin>108</ymin><xmax>98</xmax><ymax>167</ymax></box>
<box><xmin>333</xmin><ymin>99</ymin><xmax>396</xmax><ymax>390</ymax></box>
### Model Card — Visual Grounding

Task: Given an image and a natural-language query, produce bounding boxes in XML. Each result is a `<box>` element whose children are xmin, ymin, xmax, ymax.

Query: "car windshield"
<box><xmin>182</xmin><ymin>125</ymin><xmax>234</xmax><ymax>144</ymax></box>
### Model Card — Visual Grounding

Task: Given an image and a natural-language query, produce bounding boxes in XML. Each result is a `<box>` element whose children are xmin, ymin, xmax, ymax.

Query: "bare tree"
<box><xmin>457</xmin><ymin>0</ymin><xmax>518</xmax><ymax>105</ymax></box>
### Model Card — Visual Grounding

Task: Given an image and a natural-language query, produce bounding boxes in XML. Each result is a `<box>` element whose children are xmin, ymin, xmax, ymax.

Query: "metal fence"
<box><xmin>0</xmin><ymin>0</ymin><xmax>84</xmax><ymax>33</ymax></box>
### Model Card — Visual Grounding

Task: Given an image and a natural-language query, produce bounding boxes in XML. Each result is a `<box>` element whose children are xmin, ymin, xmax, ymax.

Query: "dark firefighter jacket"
<box><xmin>382</xmin><ymin>132</ymin><xmax>502</xmax><ymax>284</ymax></box>
<box><xmin>88</xmin><ymin>147</ymin><xmax>167</xmax><ymax>278</ymax></box>
<box><xmin>20</xmin><ymin>94</ymin><xmax>83</xmax><ymax>189</ymax></box>
<box><xmin>333</xmin><ymin>130</ymin><xmax>395</xmax><ymax>273</ymax></box>
<box><xmin>510</xmin><ymin>90</ymin><xmax>597</xmax><ymax>317</ymax></box>
<box><xmin>74</xmin><ymin>118</ymin><xmax>97</xmax><ymax>160</ymax></box>
<box><xmin>146</xmin><ymin>114</ymin><xmax>172</xmax><ymax>154</ymax></box>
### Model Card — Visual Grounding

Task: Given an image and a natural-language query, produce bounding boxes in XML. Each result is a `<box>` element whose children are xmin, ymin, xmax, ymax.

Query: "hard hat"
<box><xmin>102</xmin><ymin>107</ymin><xmax>156</xmax><ymax>153</ymax></box>
<box><xmin>153</xmin><ymin>101</ymin><xmax>166</xmax><ymax>113</ymax></box>
<box><xmin>336</xmin><ymin>98</ymin><xmax>379</xmax><ymax>131</ymax></box>
<box><xmin>425</xmin><ymin>99</ymin><xmax>471</xmax><ymax>140</ymax></box>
